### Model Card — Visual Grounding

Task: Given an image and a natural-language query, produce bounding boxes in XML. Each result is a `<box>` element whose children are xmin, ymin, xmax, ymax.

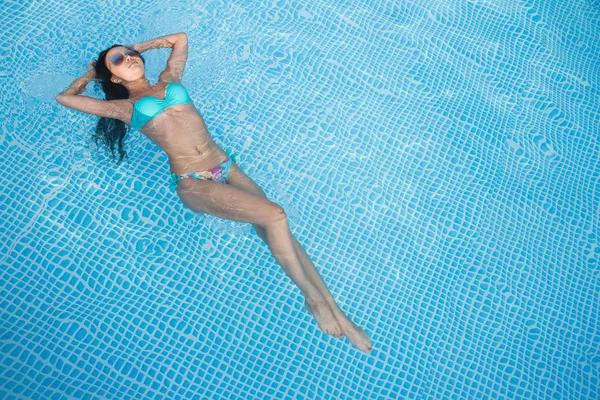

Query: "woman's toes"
<box><xmin>325</xmin><ymin>326</ymin><xmax>344</xmax><ymax>338</ymax></box>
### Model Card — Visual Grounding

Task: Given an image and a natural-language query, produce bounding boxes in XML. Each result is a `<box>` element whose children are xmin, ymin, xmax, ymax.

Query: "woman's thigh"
<box><xmin>226</xmin><ymin>161</ymin><xmax>269</xmax><ymax>200</ymax></box>
<box><xmin>175</xmin><ymin>174</ymin><xmax>283</xmax><ymax>226</ymax></box>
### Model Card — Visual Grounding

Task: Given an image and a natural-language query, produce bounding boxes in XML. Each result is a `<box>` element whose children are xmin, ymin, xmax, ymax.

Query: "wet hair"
<box><xmin>92</xmin><ymin>44</ymin><xmax>146</xmax><ymax>164</ymax></box>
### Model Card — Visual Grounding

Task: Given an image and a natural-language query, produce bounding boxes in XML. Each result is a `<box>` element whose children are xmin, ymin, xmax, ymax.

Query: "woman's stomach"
<box><xmin>139</xmin><ymin>106</ymin><xmax>230</xmax><ymax>175</ymax></box>
<box><xmin>167</xmin><ymin>142</ymin><xmax>229</xmax><ymax>176</ymax></box>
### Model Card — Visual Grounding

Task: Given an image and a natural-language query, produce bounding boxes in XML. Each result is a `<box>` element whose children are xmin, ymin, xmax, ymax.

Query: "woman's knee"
<box><xmin>271</xmin><ymin>201</ymin><xmax>287</xmax><ymax>218</ymax></box>
<box><xmin>263</xmin><ymin>201</ymin><xmax>287</xmax><ymax>226</ymax></box>
<box><xmin>272</xmin><ymin>202</ymin><xmax>286</xmax><ymax>215</ymax></box>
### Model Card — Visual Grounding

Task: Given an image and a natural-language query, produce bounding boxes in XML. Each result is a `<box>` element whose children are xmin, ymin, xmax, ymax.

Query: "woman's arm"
<box><xmin>129</xmin><ymin>32</ymin><xmax>187</xmax><ymax>54</ymax></box>
<box><xmin>57</xmin><ymin>61</ymin><xmax>96</xmax><ymax>96</ymax></box>
<box><xmin>55</xmin><ymin>61</ymin><xmax>128</xmax><ymax>122</ymax></box>
<box><xmin>128</xmin><ymin>32</ymin><xmax>188</xmax><ymax>83</ymax></box>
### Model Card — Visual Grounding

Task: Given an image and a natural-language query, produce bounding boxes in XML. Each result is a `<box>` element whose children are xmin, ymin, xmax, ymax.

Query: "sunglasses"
<box><xmin>110</xmin><ymin>48</ymin><xmax>140</xmax><ymax>66</ymax></box>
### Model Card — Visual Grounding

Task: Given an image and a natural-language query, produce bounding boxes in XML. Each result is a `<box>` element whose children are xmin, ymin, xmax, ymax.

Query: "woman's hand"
<box><xmin>123</xmin><ymin>43</ymin><xmax>141</xmax><ymax>54</ymax></box>
<box><xmin>86</xmin><ymin>60</ymin><xmax>98</xmax><ymax>80</ymax></box>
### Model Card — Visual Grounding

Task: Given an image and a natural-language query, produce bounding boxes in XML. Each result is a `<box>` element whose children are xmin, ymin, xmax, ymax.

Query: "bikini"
<box><xmin>127</xmin><ymin>81</ymin><xmax>236</xmax><ymax>191</ymax></box>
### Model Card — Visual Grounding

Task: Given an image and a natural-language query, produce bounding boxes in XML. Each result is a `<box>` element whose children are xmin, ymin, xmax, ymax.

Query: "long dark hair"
<box><xmin>92</xmin><ymin>44</ymin><xmax>146</xmax><ymax>164</ymax></box>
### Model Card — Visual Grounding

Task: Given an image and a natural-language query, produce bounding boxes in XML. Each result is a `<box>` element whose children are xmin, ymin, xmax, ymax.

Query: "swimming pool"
<box><xmin>1</xmin><ymin>0</ymin><xmax>599</xmax><ymax>398</ymax></box>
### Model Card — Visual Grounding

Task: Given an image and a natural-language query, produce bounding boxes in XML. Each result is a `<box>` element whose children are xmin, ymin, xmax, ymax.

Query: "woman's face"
<box><xmin>105</xmin><ymin>46</ymin><xmax>145</xmax><ymax>83</ymax></box>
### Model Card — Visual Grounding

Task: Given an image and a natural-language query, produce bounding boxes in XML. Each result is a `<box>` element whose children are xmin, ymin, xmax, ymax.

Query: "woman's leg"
<box><xmin>254</xmin><ymin>227</ymin><xmax>344</xmax><ymax>316</ymax></box>
<box><xmin>226</xmin><ymin>163</ymin><xmax>373</xmax><ymax>353</ymax></box>
<box><xmin>175</xmin><ymin>178</ymin><xmax>343</xmax><ymax>338</ymax></box>
<box><xmin>253</xmin><ymin>225</ymin><xmax>372</xmax><ymax>352</ymax></box>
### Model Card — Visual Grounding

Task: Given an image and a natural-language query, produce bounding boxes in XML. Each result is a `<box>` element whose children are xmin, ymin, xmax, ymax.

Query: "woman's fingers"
<box><xmin>87</xmin><ymin>61</ymin><xmax>97</xmax><ymax>79</ymax></box>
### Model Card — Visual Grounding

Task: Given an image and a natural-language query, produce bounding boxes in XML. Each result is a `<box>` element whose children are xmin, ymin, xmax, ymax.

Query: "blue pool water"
<box><xmin>1</xmin><ymin>0</ymin><xmax>599</xmax><ymax>398</ymax></box>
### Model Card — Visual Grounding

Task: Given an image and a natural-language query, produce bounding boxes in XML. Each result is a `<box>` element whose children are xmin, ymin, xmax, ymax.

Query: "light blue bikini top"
<box><xmin>128</xmin><ymin>82</ymin><xmax>193</xmax><ymax>130</ymax></box>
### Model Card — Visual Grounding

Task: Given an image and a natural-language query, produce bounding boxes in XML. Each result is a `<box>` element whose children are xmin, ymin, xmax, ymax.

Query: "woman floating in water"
<box><xmin>55</xmin><ymin>32</ymin><xmax>373</xmax><ymax>354</ymax></box>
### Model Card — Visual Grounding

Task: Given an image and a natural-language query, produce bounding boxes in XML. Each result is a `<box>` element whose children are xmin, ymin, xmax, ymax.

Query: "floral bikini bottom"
<box><xmin>170</xmin><ymin>152</ymin><xmax>237</xmax><ymax>191</ymax></box>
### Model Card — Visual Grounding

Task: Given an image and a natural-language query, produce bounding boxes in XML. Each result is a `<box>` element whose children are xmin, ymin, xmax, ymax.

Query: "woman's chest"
<box><xmin>138</xmin><ymin>106</ymin><xmax>210</xmax><ymax>145</ymax></box>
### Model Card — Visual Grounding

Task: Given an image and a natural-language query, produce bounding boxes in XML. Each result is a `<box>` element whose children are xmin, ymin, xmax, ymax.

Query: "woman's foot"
<box><xmin>304</xmin><ymin>297</ymin><xmax>373</xmax><ymax>354</ymax></box>
<box><xmin>335</xmin><ymin>315</ymin><xmax>373</xmax><ymax>354</ymax></box>
<box><xmin>304</xmin><ymin>298</ymin><xmax>344</xmax><ymax>338</ymax></box>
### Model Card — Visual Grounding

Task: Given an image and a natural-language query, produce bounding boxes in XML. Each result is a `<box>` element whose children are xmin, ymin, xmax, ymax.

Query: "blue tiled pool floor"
<box><xmin>1</xmin><ymin>0</ymin><xmax>599</xmax><ymax>398</ymax></box>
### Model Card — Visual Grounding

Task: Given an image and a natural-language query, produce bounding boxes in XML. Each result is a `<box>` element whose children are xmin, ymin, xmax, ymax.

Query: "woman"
<box><xmin>55</xmin><ymin>32</ymin><xmax>373</xmax><ymax>354</ymax></box>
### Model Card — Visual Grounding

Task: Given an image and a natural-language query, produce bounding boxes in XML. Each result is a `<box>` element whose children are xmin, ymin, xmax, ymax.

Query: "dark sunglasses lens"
<box><xmin>125</xmin><ymin>49</ymin><xmax>139</xmax><ymax>56</ymax></box>
<box><xmin>111</xmin><ymin>53</ymin><xmax>124</xmax><ymax>65</ymax></box>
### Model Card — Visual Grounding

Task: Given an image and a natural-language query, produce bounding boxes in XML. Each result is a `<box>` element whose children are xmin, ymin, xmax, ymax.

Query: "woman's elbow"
<box><xmin>55</xmin><ymin>94</ymin><xmax>74</xmax><ymax>107</ymax></box>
